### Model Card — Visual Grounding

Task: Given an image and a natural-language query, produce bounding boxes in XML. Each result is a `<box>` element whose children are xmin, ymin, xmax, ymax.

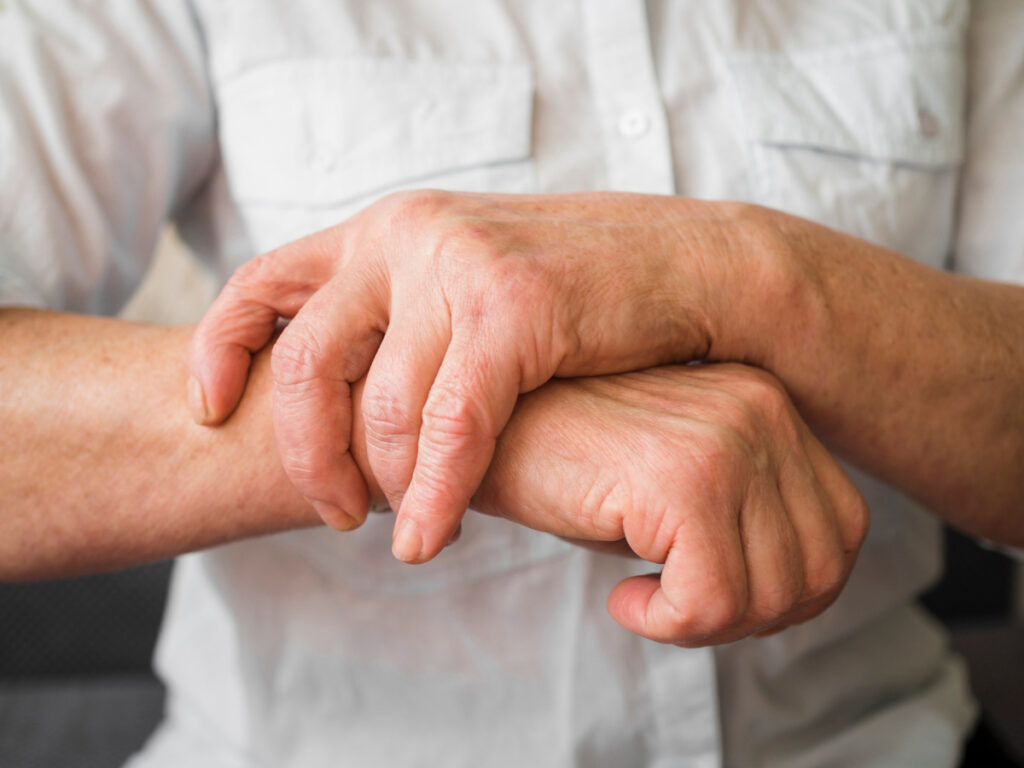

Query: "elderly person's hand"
<box><xmin>468</xmin><ymin>363</ymin><xmax>868</xmax><ymax>645</ymax></box>
<box><xmin>188</xmin><ymin>191</ymin><xmax>757</xmax><ymax>562</ymax></box>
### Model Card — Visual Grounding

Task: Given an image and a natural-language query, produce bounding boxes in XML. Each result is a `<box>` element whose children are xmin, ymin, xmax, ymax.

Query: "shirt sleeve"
<box><xmin>0</xmin><ymin>0</ymin><xmax>216</xmax><ymax>314</ymax></box>
<box><xmin>954</xmin><ymin>0</ymin><xmax>1024</xmax><ymax>286</ymax></box>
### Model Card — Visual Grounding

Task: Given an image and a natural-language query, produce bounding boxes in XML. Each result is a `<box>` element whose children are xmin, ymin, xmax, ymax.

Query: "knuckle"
<box><xmin>743</xmin><ymin>373</ymin><xmax>791</xmax><ymax>423</ymax></box>
<box><xmin>655</xmin><ymin>595</ymin><xmax>703</xmax><ymax>641</ymax></box>
<box><xmin>686</xmin><ymin>430</ymin><xmax>745</xmax><ymax>486</ymax></box>
<box><xmin>386</xmin><ymin>189</ymin><xmax>453</xmax><ymax>230</ymax></box>
<box><xmin>361</xmin><ymin>385</ymin><xmax>414</xmax><ymax>442</ymax></box>
<box><xmin>271</xmin><ymin>332</ymin><xmax>324</xmax><ymax>387</ymax></box>
<box><xmin>709</xmin><ymin>390</ymin><xmax>759</xmax><ymax>438</ymax></box>
<box><xmin>665</xmin><ymin>613</ymin><xmax>702</xmax><ymax>642</ymax></box>
<box><xmin>664</xmin><ymin>567</ymin><xmax>748</xmax><ymax>638</ymax></box>
<box><xmin>667</xmin><ymin>592</ymin><xmax>743</xmax><ymax>640</ymax></box>
<box><xmin>753</xmin><ymin>577</ymin><xmax>803</xmax><ymax>623</ymax></box>
<box><xmin>581</xmin><ymin>477</ymin><xmax>631</xmax><ymax>539</ymax></box>
<box><xmin>708</xmin><ymin>586</ymin><xmax>748</xmax><ymax>631</ymax></box>
<box><xmin>721</xmin><ymin>368</ymin><xmax>794</xmax><ymax>435</ymax></box>
<box><xmin>420</xmin><ymin>387</ymin><xmax>480</xmax><ymax>445</ymax></box>
<box><xmin>429</xmin><ymin>221</ymin><xmax>501</xmax><ymax>287</ymax></box>
<box><xmin>628</xmin><ymin>490</ymin><xmax>681</xmax><ymax>563</ymax></box>
<box><xmin>802</xmin><ymin>550</ymin><xmax>847</xmax><ymax>600</ymax></box>
<box><xmin>841</xmin><ymin>492</ymin><xmax>871</xmax><ymax>554</ymax></box>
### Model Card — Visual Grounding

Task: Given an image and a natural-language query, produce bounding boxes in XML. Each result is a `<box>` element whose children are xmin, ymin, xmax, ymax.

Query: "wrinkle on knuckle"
<box><xmin>641</xmin><ymin>494</ymin><xmax>684</xmax><ymax>564</ymax></box>
<box><xmin>271</xmin><ymin>334</ymin><xmax>323</xmax><ymax>387</ymax></box>
<box><xmin>581</xmin><ymin>476</ymin><xmax>630</xmax><ymax>538</ymax></box>
<box><xmin>361</xmin><ymin>385</ymin><xmax>413</xmax><ymax>441</ymax></box>
<box><xmin>420</xmin><ymin>390</ymin><xmax>480</xmax><ymax>446</ymax></box>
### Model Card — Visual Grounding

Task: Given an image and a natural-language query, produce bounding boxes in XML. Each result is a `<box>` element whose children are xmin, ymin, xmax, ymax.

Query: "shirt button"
<box><xmin>617</xmin><ymin>109</ymin><xmax>651</xmax><ymax>138</ymax></box>
<box><xmin>918</xmin><ymin>108</ymin><xmax>941</xmax><ymax>139</ymax></box>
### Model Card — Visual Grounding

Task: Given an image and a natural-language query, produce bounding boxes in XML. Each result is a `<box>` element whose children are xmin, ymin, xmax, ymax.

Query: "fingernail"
<box><xmin>187</xmin><ymin>376</ymin><xmax>209</xmax><ymax>424</ymax></box>
<box><xmin>311</xmin><ymin>500</ymin><xmax>360</xmax><ymax>531</ymax></box>
<box><xmin>392</xmin><ymin>517</ymin><xmax>423</xmax><ymax>563</ymax></box>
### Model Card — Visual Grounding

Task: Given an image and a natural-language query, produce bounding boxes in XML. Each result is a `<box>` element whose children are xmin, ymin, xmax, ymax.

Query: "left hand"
<box><xmin>188</xmin><ymin>191</ymin><xmax>756</xmax><ymax>563</ymax></box>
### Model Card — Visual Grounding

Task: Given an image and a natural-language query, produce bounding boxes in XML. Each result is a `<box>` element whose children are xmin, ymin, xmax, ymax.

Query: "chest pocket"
<box><xmin>214</xmin><ymin>57</ymin><xmax>536</xmax><ymax>251</ymax></box>
<box><xmin>728</xmin><ymin>27</ymin><xmax>966</xmax><ymax>267</ymax></box>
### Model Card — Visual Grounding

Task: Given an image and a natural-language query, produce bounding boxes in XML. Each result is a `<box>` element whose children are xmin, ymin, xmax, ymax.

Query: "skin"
<box><xmin>188</xmin><ymin>191</ymin><xmax>1024</xmax><ymax>564</ymax></box>
<box><xmin>0</xmin><ymin>308</ymin><xmax>865</xmax><ymax>645</ymax></box>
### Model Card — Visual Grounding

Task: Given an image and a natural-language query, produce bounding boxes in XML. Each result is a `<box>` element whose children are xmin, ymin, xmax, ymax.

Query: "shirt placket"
<box><xmin>582</xmin><ymin>0</ymin><xmax>675</xmax><ymax>195</ymax></box>
<box><xmin>582</xmin><ymin>3</ymin><xmax>720</xmax><ymax>766</ymax></box>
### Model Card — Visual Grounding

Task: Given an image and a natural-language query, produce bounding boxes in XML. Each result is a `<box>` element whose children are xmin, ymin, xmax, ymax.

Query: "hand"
<box><xmin>472</xmin><ymin>363</ymin><xmax>869</xmax><ymax>645</ymax></box>
<box><xmin>188</xmin><ymin>191</ymin><xmax>752</xmax><ymax>563</ymax></box>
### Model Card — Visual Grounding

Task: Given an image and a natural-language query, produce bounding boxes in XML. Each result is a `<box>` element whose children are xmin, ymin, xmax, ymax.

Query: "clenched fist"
<box><xmin>473</xmin><ymin>363</ymin><xmax>868</xmax><ymax>645</ymax></box>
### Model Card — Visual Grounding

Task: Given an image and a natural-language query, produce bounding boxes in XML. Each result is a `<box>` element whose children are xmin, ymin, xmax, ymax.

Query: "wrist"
<box><xmin>692</xmin><ymin>202</ymin><xmax>820</xmax><ymax>371</ymax></box>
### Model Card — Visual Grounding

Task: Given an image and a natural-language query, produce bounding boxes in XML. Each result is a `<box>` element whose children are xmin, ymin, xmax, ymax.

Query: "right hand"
<box><xmin>471</xmin><ymin>363</ymin><xmax>869</xmax><ymax>646</ymax></box>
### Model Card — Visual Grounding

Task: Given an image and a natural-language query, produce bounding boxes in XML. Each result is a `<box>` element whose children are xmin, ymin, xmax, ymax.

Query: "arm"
<box><xmin>708</xmin><ymin>208</ymin><xmax>1024</xmax><ymax>545</ymax></box>
<box><xmin>188</xmin><ymin>191</ymin><xmax>1024</xmax><ymax>562</ymax></box>
<box><xmin>0</xmin><ymin>308</ymin><xmax>317</xmax><ymax>582</ymax></box>
<box><xmin>3</xmin><ymin>308</ymin><xmax>866</xmax><ymax>648</ymax></box>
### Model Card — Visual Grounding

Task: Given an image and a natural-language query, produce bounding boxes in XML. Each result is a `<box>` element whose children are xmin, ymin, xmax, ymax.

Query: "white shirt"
<box><xmin>2</xmin><ymin>1</ymin><xmax>1022</xmax><ymax>765</ymax></box>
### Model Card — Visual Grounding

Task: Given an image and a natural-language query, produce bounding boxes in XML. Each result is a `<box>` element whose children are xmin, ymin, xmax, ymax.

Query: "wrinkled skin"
<box><xmin>473</xmin><ymin>363</ymin><xmax>868</xmax><ymax>645</ymax></box>
<box><xmin>188</xmin><ymin>190</ymin><xmax>758</xmax><ymax>562</ymax></box>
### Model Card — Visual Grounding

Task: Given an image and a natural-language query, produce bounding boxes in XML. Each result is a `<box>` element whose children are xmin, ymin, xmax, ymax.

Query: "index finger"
<box><xmin>187</xmin><ymin>230</ymin><xmax>342</xmax><ymax>425</ymax></box>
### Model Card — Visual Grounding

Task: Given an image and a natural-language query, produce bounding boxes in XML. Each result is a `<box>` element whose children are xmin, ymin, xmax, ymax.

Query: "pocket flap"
<box><xmin>217</xmin><ymin>58</ymin><xmax>534</xmax><ymax>205</ymax></box>
<box><xmin>729</xmin><ymin>28</ymin><xmax>965</xmax><ymax>168</ymax></box>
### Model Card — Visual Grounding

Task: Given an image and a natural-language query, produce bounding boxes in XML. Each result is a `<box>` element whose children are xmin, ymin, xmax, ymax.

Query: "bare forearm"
<box><xmin>0</xmin><ymin>308</ymin><xmax>317</xmax><ymax>581</ymax></box>
<box><xmin>707</xmin><ymin>206</ymin><xmax>1024</xmax><ymax>544</ymax></box>
<box><xmin>0</xmin><ymin>308</ymin><xmax>634</xmax><ymax>580</ymax></box>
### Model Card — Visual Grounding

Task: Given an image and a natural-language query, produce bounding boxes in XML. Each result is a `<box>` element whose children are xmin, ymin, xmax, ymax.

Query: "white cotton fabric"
<box><xmin>3</xmin><ymin>0</ymin><xmax>1023</xmax><ymax>765</ymax></box>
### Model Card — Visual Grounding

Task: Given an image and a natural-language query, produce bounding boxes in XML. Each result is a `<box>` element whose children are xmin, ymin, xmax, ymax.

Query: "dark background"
<box><xmin>0</xmin><ymin>528</ymin><xmax>1021</xmax><ymax>767</ymax></box>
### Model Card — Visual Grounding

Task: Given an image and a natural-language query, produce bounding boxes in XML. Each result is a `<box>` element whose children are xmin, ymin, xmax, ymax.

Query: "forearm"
<box><xmin>705</xmin><ymin>205</ymin><xmax>1024</xmax><ymax>544</ymax></box>
<box><xmin>0</xmin><ymin>308</ymin><xmax>628</xmax><ymax>580</ymax></box>
<box><xmin>0</xmin><ymin>308</ymin><xmax>317</xmax><ymax>581</ymax></box>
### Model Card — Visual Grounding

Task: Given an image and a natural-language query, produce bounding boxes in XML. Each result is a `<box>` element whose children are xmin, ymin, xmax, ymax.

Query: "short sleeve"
<box><xmin>953</xmin><ymin>0</ymin><xmax>1024</xmax><ymax>286</ymax></box>
<box><xmin>0</xmin><ymin>0</ymin><xmax>216</xmax><ymax>314</ymax></box>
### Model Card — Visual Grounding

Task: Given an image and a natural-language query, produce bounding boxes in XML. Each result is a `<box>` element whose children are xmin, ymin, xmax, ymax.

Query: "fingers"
<box><xmin>271</xmin><ymin>268</ymin><xmax>387</xmax><ymax>530</ymax></box>
<box><xmin>610</xmin><ymin>502</ymin><xmax>749</xmax><ymax>644</ymax></box>
<box><xmin>800</xmin><ymin>430</ymin><xmax>870</xmax><ymax>561</ymax></box>
<box><xmin>690</xmin><ymin>461</ymin><xmax>848</xmax><ymax>646</ymax></box>
<box><xmin>360</xmin><ymin>308</ymin><xmax>449</xmax><ymax>515</ymax></box>
<box><xmin>608</xmin><ymin>431</ymin><xmax>861</xmax><ymax>646</ymax></box>
<box><xmin>392</xmin><ymin>335</ymin><xmax>520</xmax><ymax>563</ymax></box>
<box><xmin>188</xmin><ymin>234</ymin><xmax>340</xmax><ymax>425</ymax></box>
